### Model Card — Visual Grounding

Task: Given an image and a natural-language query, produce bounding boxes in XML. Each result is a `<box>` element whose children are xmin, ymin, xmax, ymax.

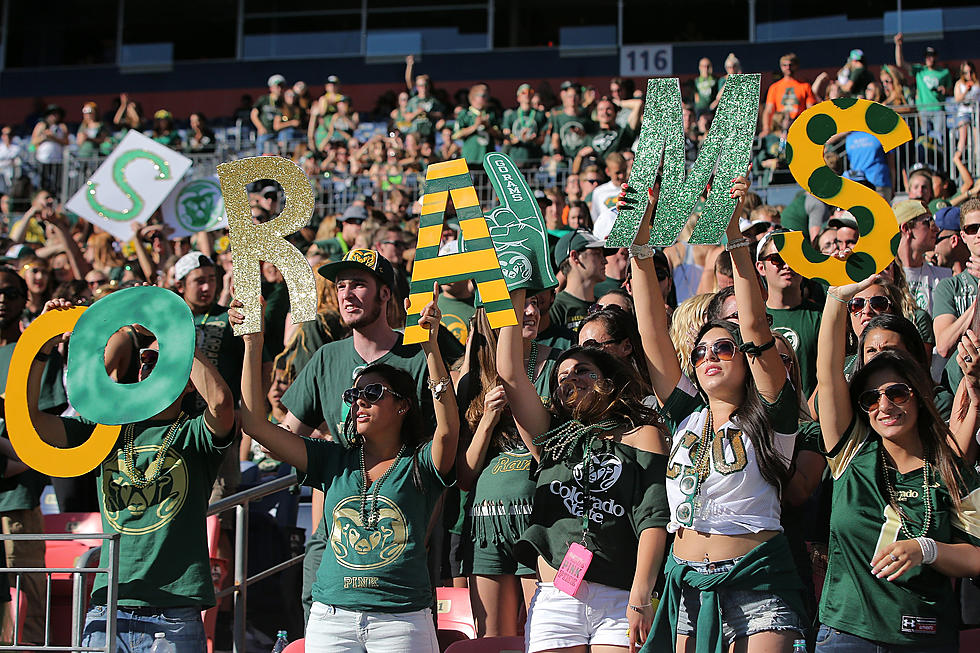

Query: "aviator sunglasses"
<box><xmin>857</xmin><ymin>382</ymin><xmax>914</xmax><ymax>412</ymax></box>
<box><xmin>691</xmin><ymin>338</ymin><xmax>739</xmax><ymax>368</ymax></box>
<box><xmin>343</xmin><ymin>383</ymin><xmax>404</xmax><ymax>406</ymax></box>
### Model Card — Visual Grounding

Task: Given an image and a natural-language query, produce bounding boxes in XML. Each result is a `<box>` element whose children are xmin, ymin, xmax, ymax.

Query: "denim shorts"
<box><xmin>673</xmin><ymin>554</ymin><xmax>805</xmax><ymax>644</ymax></box>
<box><xmin>815</xmin><ymin>624</ymin><xmax>957</xmax><ymax>652</ymax></box>
<box><xmin>82</xmin><ymin>605</ymin><xmax>206</xmax><ymax>653</ymax></box>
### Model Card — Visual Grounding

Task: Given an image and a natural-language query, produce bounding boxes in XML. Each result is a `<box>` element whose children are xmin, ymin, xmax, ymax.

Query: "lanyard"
<box><xmin>580</xmin><ymin>437</ymin><xmax>594</xmax><ymax>543</ymax></box>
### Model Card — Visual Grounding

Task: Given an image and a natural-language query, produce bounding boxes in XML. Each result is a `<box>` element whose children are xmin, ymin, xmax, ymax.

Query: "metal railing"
<box><xmin>207</xmin><ymin>472</ymin><xmax>303</xmax><ymax>653</ymax></box>
<box><xmin>0</xmin><ymin>533</ymin><xmax>119</xmax><ymax>653</ymax></box>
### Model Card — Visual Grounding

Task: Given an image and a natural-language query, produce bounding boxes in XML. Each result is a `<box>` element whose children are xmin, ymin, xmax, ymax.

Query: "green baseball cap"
<box><xmin>554</xmin><ymin>229</ymin><xmax>610</xmax><ymax>268</ymax></box>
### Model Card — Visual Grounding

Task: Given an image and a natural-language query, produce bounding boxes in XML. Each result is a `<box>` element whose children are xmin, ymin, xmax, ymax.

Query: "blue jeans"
<box><xmin>82</xmin><ymin>605</ymin><xmax>206</xmax><ymax>653</ymax></box>
<box><xmin>815</xmin><ymin>624</ymin><xmax>955</xmax><ymax>653</ymax></box>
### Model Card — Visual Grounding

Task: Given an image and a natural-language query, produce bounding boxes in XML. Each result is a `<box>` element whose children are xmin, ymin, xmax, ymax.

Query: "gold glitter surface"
<box><xmin>606</xmin><ymin>74</ymin><xmax>760</xmax><ymax>248</ymax></box>
<box><xmin>217</xmin><ymin>156</ymin><xmax>317</xmax><ymax>336</ymax></box>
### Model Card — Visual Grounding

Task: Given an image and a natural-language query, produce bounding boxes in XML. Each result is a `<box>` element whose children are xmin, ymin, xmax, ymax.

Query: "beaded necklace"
<box><xmin>692</xmin><ymin>412</ymin><xmax>715</xmax><ymax>483</ymax></box>
<box><xmin>880</xmin><ymin>447</ymin><xmax>933</xmax><ymax>539</ymax></box>
<box><xmin>525</xmin><ymin>341</ymin><xmax>539</xmax><ymax>382</ymax></box>
<box><xmin>122</xmin><ymin>413</ymin><xmax>187</xmax><ymax>489</ymax></box>
<box><xmin>359</xmin><ymin>444</ymin><xmax>408</xmax><ymax>530</ymax></box>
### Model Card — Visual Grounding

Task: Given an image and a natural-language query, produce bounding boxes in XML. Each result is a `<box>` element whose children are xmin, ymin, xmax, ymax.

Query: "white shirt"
<box><xmin>590</xmin><ymin>181</ymin><xmax>621</xmax><ymax>220</ymax></box>
<box><xmin>904</xmin><ymin>263</ymin><xmax>951</xmax><ymax>315</ymax></box>
<box><xmin>665</xmin><ymin>376</ymin><xmax>796</xmax><ymax>535</ymax></box>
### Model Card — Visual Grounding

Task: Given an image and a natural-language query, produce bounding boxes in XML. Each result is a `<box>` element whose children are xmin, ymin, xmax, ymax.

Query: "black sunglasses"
<box><xmin>342</xmin><ymin>383</ymin><xmax>404</xmax><ymax>406</ymax></box>
<box><xmin>935</xmin><ymin>233</ymin><xmax>954</xmax><ymax>245</ymax></box>
<box><xmin>847</xmin><ymin>295</ymin><xmax>891</xmax><ymax>315</ymax></box>
<box><xmin>692</xmin><ymin>338</ymin><xmax>739</xmax><ymax>368</ymax></box>
<box><xmin>722</xmin><ymin>310</ymin><xmax>774</xmax><ymax>327</ymax></box>
<box><xmin>963</xmin><ymin>223</ymin><xmax>980</xmax><ymax>236</ymax></box>
<box><xmin>345</xmin><ymin>218</ymin><xmax>366</xmax><ymax>226</ymax></box>
<box><xmin>857</xmin><ymin>382</ymin><xmax>913</xmax><ymax>412</ymax></box>
<box><xmin>759</xmin><ymin>253</ymin><xmax>786</xmax><ymax>267</ymax></box>
<box><xmin>581</xmin><ymin>337</ymin><xmax>623</xmax><ymax>349</ymax></box>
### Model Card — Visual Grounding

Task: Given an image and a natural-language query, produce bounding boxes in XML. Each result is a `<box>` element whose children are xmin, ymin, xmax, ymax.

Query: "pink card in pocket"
<box><xmin>554</xmin><ymin>542</ymin><xmax>593</xmax><ymax>597</ymax></box>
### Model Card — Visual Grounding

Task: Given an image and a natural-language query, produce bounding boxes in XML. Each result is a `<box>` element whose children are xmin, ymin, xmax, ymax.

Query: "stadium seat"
<box><xmin>435</xmin><ymin>586</ymin><xmax>476</xmax><ymax>639</ymax></box>
<box><xmin>444</xmin><ymin>636</ymin><xmax>524</xmax><ymax>653</ymax></box>
<box><xmin>43</xmin><ymin>512</ymin><xmax>104</xmax><ymax>549</ymax></box>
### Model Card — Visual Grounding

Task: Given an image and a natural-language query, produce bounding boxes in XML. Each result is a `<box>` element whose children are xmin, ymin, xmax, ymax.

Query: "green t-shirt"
<box><xmin>536</xmin><ymin>321</ymin><xmax>575</xmax><ymax>352</ymax></box>
<box><xmin>253</xmin><ymin>94</ymin><xmax>282</xmax><ymax>132</ymax></box>
<box><xmin>820</xmin><ymin>420</ymin><xmax>980</xmax><ymax>646</ymax></box>
<box><xmin>694</xmin><ymin>75</ymin><xmax>718</xmax><ymax>112</ymax></box>
<box><xmin>405</xmin><ymin>95</ymin><xmax>443</xmax><ymax>138</ymax></box>
<box><xmin>0</xmin><ymin>344</ymin><xmax>66</xmax><ymax>511</ymax></box>
<box><xmin>302</xmin><ymin>439</ymin><xmax>452</xmax><ymax>612</ymax></box>
<box><xmin>550</xmin><ymin>291</ymin><xmax>592</xmax><ymax>332</ymax></box>
<box><xmin>312</xmin><ymin>236</ymin><xmax>350</xmax><ymax>263</ymax></box>
<box><xmin>438</xmin><ymin>295</ymin><xmax>476</xmax><ymax>347</ymax></box>
<box><xmin>280</xmin><ymin>335</ymin><xmax>432</xmax><ymax>443</ymax></box>
<box><xmin>587</xmin><ymin>124</ymin><xmax>635</xmax><ymax>162</ymax></box>
<box><xmin>768</xmin><ymin>300</ymin><xmax>822</xmax><ymax>398</ymax></box>
<box><xmin>63</xmin><ymin>414</ymin><xmax>230</xmax><ymax>607</ymax></box>
<box><xmin>933</xmin><ymin>270</ymin><xmax>978</xmax><ymax>320</ymax></box>
<box><xmin>192</xmin><ymin>305</ymin><xmax>244</xmax><ymax>407</ymax></box>
<box><xmin>514</xmin><ymin>436</ymin><xmax>669</xmax><ymax>590</ymax></box>
<box><xmin>549</xmin><ymin>111</ymin><xmax>593</xmax><ymax>158</ymax></box>
<box><xmin>593</xmin><ymin>276</ymin><xmax>625</xmax><ymax>299</ymax></box>
<box><xmin>455</xmin><ymin>107</ymin><xmax>500</xmax><ymax>165</ymax></box>
<box><xmin>502</xmin><ymin>108</ymin><xmax>546</xmax><ymax>163</ymax></box>
<box><xmin>263</xmin><ymin>281</ymin><xmax>290</xmax><ymax>360</ymax></box>
<box><xmin>911</xmin><ymin>64</ymin><xmax>953</xmax><ymax>112</ymax></box>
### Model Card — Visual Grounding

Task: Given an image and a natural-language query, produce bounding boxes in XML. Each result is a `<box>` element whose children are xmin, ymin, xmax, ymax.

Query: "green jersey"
<box><xmin>548</xmin><ymin>111</ymin><xmax>593</xmax><ymax>158</ymax></box>
<box><xmin>63</xmin><ymin>414</ymin><xmax>230</xmax><ymax>608</ymax></box>
<box><xmin>768</xmin><ymin>300</ymin><xmax>822</xmax><ymax>398</ymax></box>
<box><xmin>253</xmin><ymin>94</ymin><xmax>282</xmax><ymax>132</ymax></box>
<box><xmin>302</xmin><ymin>439</ymin><xmax>452</xmax><ymax>612</ymax></box>
<box><xmin>502</xmin><ymin>108</ymin><xmax>546</xmax><ymax>163</ymax></box>
<box><xmin>693</xmin><ymin>75</ymin><xmax>718</xmax><ymax>112</ymax></box>
<box><xmin>454</xmin><ymin>107</ymin><xmax>500</xmax><ymax>165</ymax></box>
<box><xmin>911</xmin><ymin>64</ymin><xmax>953</xmax><ymax>112</ymax></box>
<box><xmin>932</xmin><ymin>270</ymin><xmax>978</xmax><ymax>320</ymax></box>
<box><xmin>587</xmin><ymin>124</ymin><xmax>635</xmax><ymax>162</ymax></box>
<box><xmin>821</xmin><ymin>420</ymin><xmax>980</xmax><ymax>646</ymax></box>
<box><xmin>536</xmin><ymin>321</ymin><xmax>575</xmax><ymax>352</ymax></box>
<box><xmin>550</xmin><ymin>291</ymin><xmax>592</xmax><ymax>331</ymax></box>
<box><xmin>438</xmin><ymin>295</ymin><xmax>476</xmax><ymax>347</ymax></box>
<box><xmin>0</xmin><ymin>345</ymin><xmax>66</xmax><ymax>511</ymax></box>
<box><xmin>405</xmin><ymin>95</ymin><xmax>443</xmax><ymax>138</ymax></box>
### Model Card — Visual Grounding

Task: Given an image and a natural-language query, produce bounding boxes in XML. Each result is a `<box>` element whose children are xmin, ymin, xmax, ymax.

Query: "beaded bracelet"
<box><xmin>628</xmin><ymin>243</ymin><xmax>656</xmax><ymax>260</ymax></box>
<box><xmin>915</xmin><ymin>536</ymin><xmax>938</xmax><ymax>565</ymax></box>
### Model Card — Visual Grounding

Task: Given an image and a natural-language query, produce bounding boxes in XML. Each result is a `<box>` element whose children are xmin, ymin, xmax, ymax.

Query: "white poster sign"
<box><xmin>161</xmin><ymin>175</ymin><xmax>227</xmax><ymax>238</ymax></box>
<box><xmin>65</xmin><ymin>131</ymin><xmax>192</xmax><ymax>241</ymax></box>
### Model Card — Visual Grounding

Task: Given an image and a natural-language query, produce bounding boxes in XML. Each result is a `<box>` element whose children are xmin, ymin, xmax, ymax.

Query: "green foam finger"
<box><xmin>66</xmin><ymin>286</ymin><xmax>196</xmax><ymax>425</ymax></box>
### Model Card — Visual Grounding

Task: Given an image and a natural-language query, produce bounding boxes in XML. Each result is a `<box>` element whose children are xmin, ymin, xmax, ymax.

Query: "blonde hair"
<box><xmin>86</xmin><ymin>233</ymin><xmax>124</xmax><ymax>272</ymax></box>
<box><xmin>724</xmin><ymin>53</ymin><xmax>742</xmax><ymax>72</ymax></box>
<box><xmin>670</xmin><ymin>293</ymin><xmax>715</xmax><ymax>375</ymax></box>
<box><xmin>313</xmin><ymin>215</ymin><xmax>339</xmax><ymax>242</ymax></box>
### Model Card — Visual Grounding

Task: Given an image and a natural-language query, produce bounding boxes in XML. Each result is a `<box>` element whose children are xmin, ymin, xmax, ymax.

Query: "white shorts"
<box><xmin>525</xmin><ymin>581</ymin><xmax>630</xmax><ymax>653</ymax></box>
<box><xmin>305</xmin><ymin>602</ymin><xmax>439</xmax><ymax>653</ymax></box>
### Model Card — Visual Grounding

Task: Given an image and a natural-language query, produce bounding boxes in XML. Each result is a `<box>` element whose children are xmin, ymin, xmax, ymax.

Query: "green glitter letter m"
<box><xmin>605</xmin><ymin>74</ymin><xmax>760</xmax><ymax>248</ymax></box>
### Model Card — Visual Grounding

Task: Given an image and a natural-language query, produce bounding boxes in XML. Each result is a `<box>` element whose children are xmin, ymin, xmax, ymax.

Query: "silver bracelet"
<box><xmin>628</xmin><ymin>242</ymin><xmax>656</xmax><ymax>260</ymax></box>
<box><xmin>915</xmin><ymin>536</ymin><xmax>938</xmax><ymax>565</ymax></box>
<box><xmin>427</xmin><ymin>376</ymin><xmax>450</xmax><ymax>400</ymax></box>
<box><xmin>725</xmin><ymin>237</ymin><xmax>751</xmax><ymax>251</ymax></box>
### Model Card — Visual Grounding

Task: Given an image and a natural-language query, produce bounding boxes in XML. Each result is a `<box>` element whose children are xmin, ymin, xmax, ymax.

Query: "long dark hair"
<box><xmin>342</xmin><ymin>363</ymin><xmax>425</xmax><ymax>491</ymax></box>
<box><xmin>850</xmin><ymin>350</ymin><xmax>967</xmax><ymax>512</ymax></box>
<box><xmin>853</xmin><ymin>314</ymin><xmax>927</xmax><ymax>373</ymax></box>
<box><xmin>578</xmin><ymin>306</ymin><xmax>652</xmax><ymax>392</ymax></box>
<box><xmin>549</xmin><ymin>346</ymin><xmax>663</xmax><ymax>433</ymax></box>
<box><xmin>691</xmin><ymin>319</ymin><xmax>792</xmax><ymax>493</ymax></box>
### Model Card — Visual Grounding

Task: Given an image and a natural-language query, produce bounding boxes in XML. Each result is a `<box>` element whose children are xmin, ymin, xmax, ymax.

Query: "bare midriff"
<box><xmin>672</xmin><ymin>527</ymin><xmax>778</xmax><ymax>562</ymax></box>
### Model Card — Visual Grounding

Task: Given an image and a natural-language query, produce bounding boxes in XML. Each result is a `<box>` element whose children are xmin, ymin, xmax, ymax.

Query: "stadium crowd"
<box><xmin>0</xmin><ymin>31</ymin><xmax>979</xmax><ymax>653</ymax></box>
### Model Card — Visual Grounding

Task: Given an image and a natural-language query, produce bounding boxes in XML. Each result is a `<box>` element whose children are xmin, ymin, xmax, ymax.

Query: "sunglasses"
<box><xmin>342</xmin><ymin>383</ymin><xmax>404</xmax><ymax>406</ymax></box>
<box><xmin>857</xmin><ymin>382</ymin><xmax>913</xmax><ymax>412</ymax></box>
<box><xmin>963</xmin><ymin>223</ymin><xmax>980</xmax><ymax>236</ymax></box>
<box><xmin>691</xmin><ymin>338</ymin><xmax>739</xmax><ymax>368</ymax></box>
<box><xmin>345</xmin><ymin>218</ymin><xmax>365</xmax><ymax>226</ymax></box>
<box><xmin>87</xmin><ymin>278</ymin><xmax>108</xmax><ymax>288</ymax></box>
<box><xmin>846</xmin><ymin>295</ymin><xmax>891</xmax><ymax>315</ymax></box>
<box><xmin>581</xmin><ymin>337</ymin><xmax>622</xmax><ymax>348</ymax></box>
<box><xmin>722</xmin><ymin>311</ymin><xmax>775</xmax><ymax>327</ymax></box>
<box><xmin>587</xmin><ymin>303</ymin><xmax>628</xmax><ymax>315</ymax></box>
<box><xmin>759</xmin><ymin>253</ymin><xmax>786</xmax><ymax>267</ymax></box>
<box><xmin>582</xmin><ymin>178</ymin><xmax>601</xmax><ymax>184</ymax></box>
<box><xmin>935</xmin><ymin>233</ymin><xmax>954</xmax><ymax>245</ymax></box>
<box><xmin>139</xmin><ymin>348</ymin><xmax>158</xmax><ymax>375</ymax></box>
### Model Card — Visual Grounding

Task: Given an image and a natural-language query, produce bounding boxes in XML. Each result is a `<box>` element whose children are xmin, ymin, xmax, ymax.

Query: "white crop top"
<box><xmin>663</xmin><ymin>375</ymin><xmax>798</xmax><ymax>535</ymax></box>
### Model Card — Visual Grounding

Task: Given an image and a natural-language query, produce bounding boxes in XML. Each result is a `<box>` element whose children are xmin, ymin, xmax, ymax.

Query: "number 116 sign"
<box><xmin>620</xmin><ymin>44</ymin><xmax>673</xmax><ymax>77</ymax></box>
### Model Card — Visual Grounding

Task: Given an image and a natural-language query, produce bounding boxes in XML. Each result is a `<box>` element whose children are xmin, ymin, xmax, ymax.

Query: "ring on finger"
<box><xmin>889</xmin><ymin>553</ymin><xmax>899</xmax><ymax>562</ymax></box>
<box><xmin>966</xmin><ymin>354</ymin><xmax>974</xmax><ymax>363</ymax></box>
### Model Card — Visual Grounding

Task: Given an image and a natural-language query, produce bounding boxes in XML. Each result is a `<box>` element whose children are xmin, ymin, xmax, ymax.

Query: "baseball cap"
<box><xmin>925</xmin><ymin>46</ymin><xmax>938</xmax><ymax>58</ymax></box>
<box><xmin>267</xmin><ymin>74</ymin><xmax>286</xmax><ymax>87</ymax></box>
<box><xmin>339</xmin><ymin>204</ymin><xmax>369</xmax><ymax>223</ymax></box>
<box><xmin>755</xmin><ymin>228</ymin><xmax>792</xmax><ymax>261</ymax></box>
<box><xmin>327</xmin><ymin>75</ymin><xmax>340</xmax><ymax>84</ymax></box>
<box><xmin>153</xmin><ymin>109</ymin><xmax>172</xmax><ymax>121</ymax></box>
<box><xmin>739</xmin><ymin>217</ymin><xmax>772</xmax><ymax>235</ymax></box>
<box><xmin>560</xmin><ymin>80</ymin><xmax>578</xmax><ymax>91</ymax></box>
<box><xmin>174</xmin><ymin>252</ymin><xmax>214</xmax><ymax>282</ymax></box>
<box><xmin>517</xmin><ymin>83</ymin><xmax>533</xmax><ymax>95</ymax></box>
<box><xmin>534</xmin><ymin>189</ymin><xmax>552</xmax><ymax>206</ymax></box>
<box><xmin>893</xmin><ymin>199</ymin><xmax>931</xmax><ymax>225</ymax></box>
<box><xmin>554</xmin><ymin>229</ymin><xmax>608</xmax><ymax>268</ymax></box>
<box><xmin>317</xmin><ymin>248</ymin><xmax>396</xmax><ymax>290</ymax></box>
<box><xmin>849</xmin><ymin>49</ymin><xmax>864</xmax><ymax>61</ymax></box>
<box><xmin>935</xmin><ymin>206</ymin><xmax>961</xmax><ymax>232</ymax></box>
<box><xmin>827</xmin><ymin>212</ymin><xmax>859</xmax><ymax>229</ymax></box>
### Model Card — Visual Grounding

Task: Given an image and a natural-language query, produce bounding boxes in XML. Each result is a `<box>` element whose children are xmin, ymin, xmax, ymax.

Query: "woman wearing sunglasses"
<box><xmin>577</xmin><ymin>305</ymin><xmax>652</xmax><ymax>392</ymax></box>
<box><xmin>629</xmin><ymin>176</ymin><xmax>807</xmax><ymax>652</ymax></box>
<box><xmin>495</xmin><ymin>284</ymin><xmax>669</xmax><ymax>653</ymax></box>
<box><xmin>815</xmin><ymin>274</ymin><xmax>980</xmax><ymax>651</ymax></box>
<box><xmin>234</xmin><ymin>286</ymin><xmax>458</xmax><ymax>653</ymax></box>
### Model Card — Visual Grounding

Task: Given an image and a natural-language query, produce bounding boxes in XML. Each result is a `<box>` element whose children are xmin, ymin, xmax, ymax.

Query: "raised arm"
<box><xmin>629</xmin><ymin>185</ymin><xmax>683</xmax><ymax>403</ymax></box>
<box><xmin>728</xmin><ymin>176</ymin><xmax>784</xmax><ymax>401</ymax></box>
<box><xmin>27</xmin><ymin>300</ymin><xmax>74</xmax><ymax>448</ymax></box>
<box><xmin>950</xmin><ymin>330</ymin><xmax>980</xmax><ymax>462</ymax></box>
<box><xmin>496</xmin><ymin>288</ymin><xmax>550</xmax><ymax>461</ymax></box>
<box><xmin>189</xmin><ymin>348</ymin><xmax>235</xmax><ymax>441</ymax></box>
<box><xmin>415</xmin><ymin>282</ymin><xmax>460</xmax><ymax>477</ymax></box>
<box><xmin>894</xmin><ymin>33</ymin><xmax>909</xmax><ymax>72</ymax></box>
<box><xmin>404</xmin><ymin>55</ymin><xmax>415</xmax><ymax>91</ymax></box>
<box><xmin>621</xmin><ymin>97</ymin><xmax>644</xmax><ymax>132</ymax></box>
<box><xmin>817</xmin><ymin>275</ymin><xmax>879</xmax><ymax>451</ymax></box>
<box><xmin>457</xmin><ymin>385</ymin><xmax>507</xmax><ymax>491</ymax></box>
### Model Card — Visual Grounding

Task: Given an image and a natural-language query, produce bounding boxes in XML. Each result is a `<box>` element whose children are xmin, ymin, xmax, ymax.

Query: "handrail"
<box><xmin>207</xmin><ymin>472</ymin><xmax>298</xmax><ymax>516</ymax></box>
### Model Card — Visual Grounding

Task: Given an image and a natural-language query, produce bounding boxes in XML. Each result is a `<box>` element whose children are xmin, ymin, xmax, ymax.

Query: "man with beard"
<box><xmin>756</xmin><ymin>231</ymin><xmax>822</xmax><ymax>397</ymax></box>
<box><xmin>0</xmin><ymin>266</ymin><xmax>63</xmax><ymax>644</ymax></box>
<box><xmin>275</xmin><ymin>248</ymin><xmax>456</xmax><ymax>621</ymax></box>
<box><xmin>27</xmin><ymin>300</ymin><xmax>234</xmax><ymax>649</ymax></box>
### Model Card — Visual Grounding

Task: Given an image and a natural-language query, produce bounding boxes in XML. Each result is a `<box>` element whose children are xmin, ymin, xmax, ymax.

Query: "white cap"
<box><xmin>267</xmin><ymin>74</ymin><xmax>286</xmax><ymax>87</ymax></box>
<box><xmin>174</xmin><ymin>252</ymin><xmax>214</xmax><ymax>282</ymax></box>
